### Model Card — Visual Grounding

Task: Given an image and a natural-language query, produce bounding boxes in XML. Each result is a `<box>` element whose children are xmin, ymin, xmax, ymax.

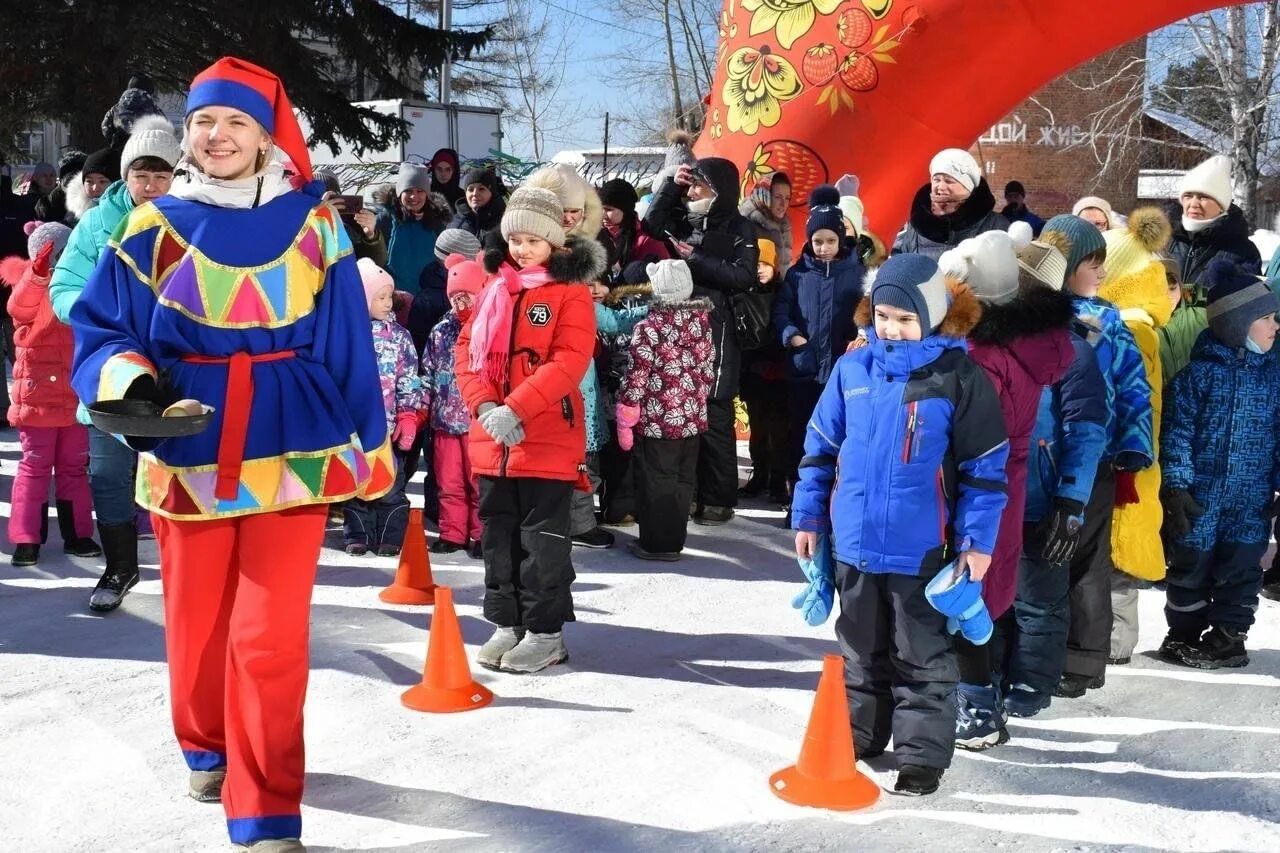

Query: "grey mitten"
<box><xmin>480</xmin><ymin>404</ymin><xmax>523</xmax><ymax>446</ymax></box>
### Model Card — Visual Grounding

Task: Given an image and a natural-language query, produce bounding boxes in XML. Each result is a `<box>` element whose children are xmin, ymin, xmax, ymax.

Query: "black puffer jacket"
<box><xmin>892</xmin><ymin>179</ymin><xmax>1009</xmax><ymax>260</ymax></box>
<box><xmin>1167</xmin><ymin>203</ymin><xmax>1261</xmax><ymax>292</ymax></box>
<box><xmin>643</xmin><ymin>157</ymin><xmax>758</xmax><ymax>401</ymax></box>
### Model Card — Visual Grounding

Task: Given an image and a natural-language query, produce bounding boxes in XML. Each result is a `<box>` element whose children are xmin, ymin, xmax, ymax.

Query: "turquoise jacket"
<box><xmin>581</xmin><ymin>301</ymin><xmax>649</xmax><ymax>452</ymax></box>
<box><xmin>50</xmin><ymin>181</ymin><xmax>134</xmax><ymax>323</ymax></box>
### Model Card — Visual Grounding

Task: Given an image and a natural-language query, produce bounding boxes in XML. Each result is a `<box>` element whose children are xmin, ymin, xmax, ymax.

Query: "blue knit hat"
<box><xmin>1205</xmin><ymin>258</ymin><xmax>1278</xmax><ymax>348</ymax></box>
<box><xmin>806</xmin><ymin>184</ymin><xmax>846</xmax><ymax>240</ymax></box>
<box><xmin>1042</xmin><ymin>214</ymin><xmax>1106</xmax><ymax>275</ymax></box>
<box><xmin>871</xmin><ymin>254</ymin><xmax>950</xmax><ymax>333</ymax></box>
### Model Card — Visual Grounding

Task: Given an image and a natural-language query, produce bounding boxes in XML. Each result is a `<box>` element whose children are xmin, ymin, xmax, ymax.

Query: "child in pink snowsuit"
<box><xmin>3</xmin><ymin>222</ymin><xmax>100</xmax><ymax>566</ymax></box>
<box><xmin>424</xmin><ymin>253</ymin><xmax>487</xmax><ymax>556</ymax></box>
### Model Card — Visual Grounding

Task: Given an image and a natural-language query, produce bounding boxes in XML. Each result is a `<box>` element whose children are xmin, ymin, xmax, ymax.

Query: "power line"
<box><xmin>540</xmin><ymin>0</ymin><xmax>656</xmax><ymax>40</ymax></box>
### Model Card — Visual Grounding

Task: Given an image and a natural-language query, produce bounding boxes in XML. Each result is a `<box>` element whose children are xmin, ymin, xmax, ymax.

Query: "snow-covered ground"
<box><xmin>3</xmin><ymin>432</ymin><xmax>1280</xmax><ymax>852</ymax></box>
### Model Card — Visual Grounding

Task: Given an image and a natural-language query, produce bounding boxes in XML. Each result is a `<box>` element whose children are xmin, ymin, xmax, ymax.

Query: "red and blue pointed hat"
<box><xmin>186</xmin><ymin>56</ymin><xmax>312</xmax><ymax>182</ymax></box>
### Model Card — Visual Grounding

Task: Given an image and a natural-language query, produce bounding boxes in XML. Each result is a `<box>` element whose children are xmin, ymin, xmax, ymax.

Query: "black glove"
<box><xmin>1161</xmin><ymin>487</ymin><xmax>1205</xmax><ymax>539</ymax></box>
<box><xmin>1041</xmin><ymin>498</ymin><xmax>1085</xmax><ymax>565</ymax></box>
<box><xmin>123</xmin><ymin>373</ymin><xmax>178</xmax><ymax>409</ymax></box>
<box><xmin>1266</xmin><ymin>493</ymin><xmax>1279</xmax><ymax>521</ymax></box>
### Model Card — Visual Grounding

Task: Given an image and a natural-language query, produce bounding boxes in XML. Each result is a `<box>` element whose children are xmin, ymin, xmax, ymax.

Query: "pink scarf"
<box><xmin>468</xmin><ymin>262</ymin><xmax>553</xmax><ymax>387</ymax></box>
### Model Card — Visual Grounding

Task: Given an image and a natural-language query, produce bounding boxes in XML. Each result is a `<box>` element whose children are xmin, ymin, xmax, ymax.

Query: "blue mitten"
<box><xmin>791</xmin><ymin>534</ymin><xmax>835</xmax><ymax>626</ymax></box>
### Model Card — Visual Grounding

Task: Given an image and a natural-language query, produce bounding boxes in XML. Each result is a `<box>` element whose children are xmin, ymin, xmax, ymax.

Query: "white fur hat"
<box><xmin>929</xmin><ymin>148</ymin><xmax>982</xmax><ymax>192</ymax></box>
<box><xmin>1179</xmin><ymin>154</ymin><xmax>1233</xmax><ymax>211</ymax></box>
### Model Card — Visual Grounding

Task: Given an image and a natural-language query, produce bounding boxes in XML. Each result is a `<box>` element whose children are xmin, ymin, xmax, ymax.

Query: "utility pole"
<box><xmin>602</xmin><ymin>112</ymin><xmax>610</xmax><ymax>176</ymax></box>
<box><xmin>439</xmin><ymin>0</ymin><xmax>453</xmax><ymax>103</ymax></box>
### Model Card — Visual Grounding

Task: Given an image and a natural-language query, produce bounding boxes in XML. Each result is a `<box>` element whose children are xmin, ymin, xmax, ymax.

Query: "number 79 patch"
<box><xmin>527</xmin><ymin>303</ymin><xmax>552</xmax><ymax>326</ymax></box>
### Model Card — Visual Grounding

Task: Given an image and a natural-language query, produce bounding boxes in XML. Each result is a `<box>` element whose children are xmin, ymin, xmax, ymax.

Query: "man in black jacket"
<box><xmin>644</xmin><ymin>157</ymin><xmax>758</xmax><ymax>525</ymax></box>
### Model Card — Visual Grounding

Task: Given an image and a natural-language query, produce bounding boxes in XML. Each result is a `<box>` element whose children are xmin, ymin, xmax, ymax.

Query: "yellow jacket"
<box><xmin>1099</xmin><ymin>259</ymin><xmax>1172</xmax><ymax>581</ymax></box>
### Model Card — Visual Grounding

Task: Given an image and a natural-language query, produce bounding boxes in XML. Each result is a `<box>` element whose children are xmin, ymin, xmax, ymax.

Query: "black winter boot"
<box><xmin>57</xmin><ymin>500</ymin><xmax>102</xmax><ymax>558</ymax></box>
<box><xmin>1184</xmin><ymin>626</ymin><xmax>1249</xmax><ymax>669</ymax></box>
<box><xmin>1158</xmin><ymin>629</ymin><xmax>1204</xmax><ymax>667</ymax></box>
<box><xmin>89</xmin><ymin>521</ymin><xmax>140</xmax><ymax>613</ymax></box>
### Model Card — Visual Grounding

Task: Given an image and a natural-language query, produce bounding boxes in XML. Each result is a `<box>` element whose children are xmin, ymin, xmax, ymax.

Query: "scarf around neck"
<box><xmin>1182</xmin><ymin>212</ymin><xmax>1227</xmax><ymax>234</ymax></box>
<box><xmin>468</xmin><ymin>262</ymin><xmax>554</xmax><ymax>387</ymax></box>
<box><xmin>169</xmin><ymin>158</ymin><xmax>294</xmax><ymax>209</ymax></box>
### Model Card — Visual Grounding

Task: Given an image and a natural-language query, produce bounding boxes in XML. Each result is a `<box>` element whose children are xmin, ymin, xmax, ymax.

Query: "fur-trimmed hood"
<box><xmin>852</xmin><ymin>277</ymin><xmax>983</xmax><ymax>339</ymax></box>
<box><xmin>481</xmin><ymin>232</ymin><xmax>608</xmax><ymax>284</ymax></box>
<box><xmin>524</xmin><ymin>164</ymin><xmax>603</xmax><ymax>241</ymax></box>
<box><xmin>65</xmin><ymin>173</ymin><xmax>95</xmax><ymax>221</ymax></box>
<box><xmin>908</xmin><ymin>179</ymin><xmax>1000</xmax><ymax>244</ymax></box>
<box><xmin>605</xmin><ymin>283</ymin><xmax>653</xmax><ymax>306</ymax></box>
<box><xmin>650</xmin><ymin>296</ymin><xmax>712</xmax><ymax>314</ymax></box>
<box><xmin>968</xmin><ymin>284</ymin><xmax>1076</xmax><ymax>346</ymax></box>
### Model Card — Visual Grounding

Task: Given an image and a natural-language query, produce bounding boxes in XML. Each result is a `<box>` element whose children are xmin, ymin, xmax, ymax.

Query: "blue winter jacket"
<box><xmin>376</xmin><ymin>212</ymin><xmax>438</xmax><ymax>295</ymax></box>
<box><xmin>1072</xmin><ymin>295</ymin><xmax>1153</xmax><ymax>469</ymax></box>
<box><xmin>773</xmin><ymin>248</ymin><xmax>864</xmax><ymax>384</ymax></box>
<box><xmin>1161</xmin><ymin>331</ymin><xmax>1280</xmax><ymax>550</ymax></box>
<box><xmin>792</xmin><ymin>330</ymin><xmax>1010</xmax><ymax>575</ymax></box>
<box><xmin>1024</xmin><ymin>329</ymin><xmax>1109</xmax><ymax>523</ymax></box>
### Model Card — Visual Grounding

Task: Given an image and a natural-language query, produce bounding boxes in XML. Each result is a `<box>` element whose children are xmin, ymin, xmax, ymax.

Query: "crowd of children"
<box><xmin>6</xmin><ymin>81</ymin><xmax>1280</xmax><ymax>836</ymax></box>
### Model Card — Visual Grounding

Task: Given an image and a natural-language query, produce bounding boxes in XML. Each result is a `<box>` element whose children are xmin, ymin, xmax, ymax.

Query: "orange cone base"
<box><xmin>769</xmin><ymin>764</ymin><xmax>881</xmax><ymax>811</ymax></box>
<box><xmin>379</xmin><ymin>583</ymin><xmax>437</xmax><ymax>605</ymax></box>
<box><xmin>401</xmin><ymin>680</ymin><xmax>495</xmax><ymax>713</ymax></box>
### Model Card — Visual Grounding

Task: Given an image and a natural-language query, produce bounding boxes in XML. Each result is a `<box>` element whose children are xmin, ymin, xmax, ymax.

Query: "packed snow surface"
<box><xmin>2</xmin><ymin>438</ymin><xmax>1279</xmax><ymax>851</ymax></box>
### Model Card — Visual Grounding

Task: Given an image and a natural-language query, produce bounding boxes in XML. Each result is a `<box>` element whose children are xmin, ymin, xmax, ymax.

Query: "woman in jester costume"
<box><xmin>69</xmin><ymin>57</ymin><xmax>394</xmax><ymax>852</ymax></box>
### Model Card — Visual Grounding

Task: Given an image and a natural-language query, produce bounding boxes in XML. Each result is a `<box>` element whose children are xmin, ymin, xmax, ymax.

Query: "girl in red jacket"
<box><xmin>3</xmin><ymin>222</ymin><xmax>100</xmax><ymax>566</ymax></box>
<box><xmin>456</xmin><ymin>186</ymin><xmax>603</xmax><ymax>674</ymax></box>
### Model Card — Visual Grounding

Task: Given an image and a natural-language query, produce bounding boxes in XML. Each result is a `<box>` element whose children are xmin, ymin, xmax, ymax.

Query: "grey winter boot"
<box><xmin>189</xmin><ymin>768</ymin><xmax>226</xmax><ymax>803</ymax></box>
<box><xmin>89</xmin><ymin>521</ymin><xmax>140</xmax><ymax>613</ymax></box>
<box><xmin>499</xmin><ymin>631</ymin><xmax>569</xmax><ymax>674</ymax></box>
<box><xmin>476</xmin><ymin>626</ymin><xmax>526</xmax><ymax>671</ymax></box>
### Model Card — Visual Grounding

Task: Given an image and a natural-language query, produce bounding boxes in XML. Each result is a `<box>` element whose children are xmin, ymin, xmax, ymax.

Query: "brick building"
<box><xmin>966</xmin><ymin>40</ymin><xmax>1147</xmax><ymax>220</ymax></box>
<box><xmin>966</xmin><ymin>38</ymin><xmax>1280</xmax><ymax>228</ymax></box>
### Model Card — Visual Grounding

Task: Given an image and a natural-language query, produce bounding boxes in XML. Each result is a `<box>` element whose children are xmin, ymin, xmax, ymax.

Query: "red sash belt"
<box><xmin>180</xmin><ymin>350</ymin><xmax>296</xmax><ymax>501</ymax></box>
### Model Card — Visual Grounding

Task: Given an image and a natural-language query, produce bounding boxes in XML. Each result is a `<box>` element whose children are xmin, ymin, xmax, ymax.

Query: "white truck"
<box><xmin>298</xmin><ymin>99</ymin><xmax>503</xmax><ymax>188</ymax></box>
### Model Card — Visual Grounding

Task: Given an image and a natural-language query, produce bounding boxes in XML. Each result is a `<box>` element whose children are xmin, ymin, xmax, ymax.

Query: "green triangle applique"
<box><xmin>286</xmin><ymin>455</ymin><xmax>327</xmax><ymax>496</ymax></box>
<box><xmin>200</xmin><ymin>260</ymin><xmax>242</xmax><ymax>321</ymax></box>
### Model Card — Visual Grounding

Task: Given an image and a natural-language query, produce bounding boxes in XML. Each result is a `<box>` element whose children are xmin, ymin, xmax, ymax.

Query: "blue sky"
<box><xmin>450</xmin><ymin>0</ymin><xmax>667</xmax><ymax>158</ymax></box>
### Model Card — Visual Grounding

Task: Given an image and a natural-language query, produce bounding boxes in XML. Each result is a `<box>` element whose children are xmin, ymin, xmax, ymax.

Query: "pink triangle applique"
<box><xmin>226</xmin><ymin>275</ymin><xmax>272</xmax><ymax>323</ymax></box>
<box><xmin>274</xmin><ymin>465</ymin><xmax>314</xmax><ymax>504</ymax></box>
<box><xmin>297</xmin><ymin>227</ymin><xmax>323</xmax><ymax>268</ymax></box>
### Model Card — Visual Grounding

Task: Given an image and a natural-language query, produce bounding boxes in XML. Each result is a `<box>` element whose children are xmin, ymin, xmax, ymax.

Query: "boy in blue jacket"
<box><xmin>792</xmin><ymin>254</ymin><xmax>1009</xmax><ymax>797</ymax></box>
<box><xmin>1159</xmin><ymin>261</ymin><xmax>1280</xmax><ymax>669</ymax></box>
<box><xmin>773</xmin><ymin>185</ymin><xmax>865</xmax><ymax>495</ymax></box>
<box><xmin>1037</xmin><ymin>215</ymin><xmax>1153</xmax><ymax>698</ymax></box>
<box><xmin>1004</xmin><ymin>242</ymin><xmax>1110</xmax><ymax>717</ymax></box>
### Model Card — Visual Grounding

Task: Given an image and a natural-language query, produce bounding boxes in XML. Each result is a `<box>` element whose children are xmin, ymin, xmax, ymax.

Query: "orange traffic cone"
<box><xmin>402</xmin><ymin>586</ymin><xmax>495</xmax><ymax>713</ymax></box>
<box><xmin>379</xmin><ymin>508</ymin><xmax>437</xmax><ymax>605</ymax></box>
<box><xmin>770</xmin><ymin>654</ymin><xmax>880</xmax><ymax>810</ymax></box>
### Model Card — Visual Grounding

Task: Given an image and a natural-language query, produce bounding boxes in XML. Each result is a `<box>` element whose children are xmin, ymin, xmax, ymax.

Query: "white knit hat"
<box><xmin>119</xmin><ymin>114</ymin><xmax>181</xmax><ymax>176</ymax></box>
<box><xmin>938</xmin><ymin>227</ymin><xmax>1030</xmax><ymax>306</ymax></box>
<box><xmin>838</xmin><ymin>195</ymin><xmax>865</xmax><ymax>238</ymax></box>
<box><xmin>1179</xmin><ymin>155</ymin><xmax>1233</xmax><ymax>211</ymax></box>
<box><xmin>929</xmin><ymin>148</ymin><xmax>982</xmax><ymax>192</ymax></box>
<box><xmin>1072</xmin><ymin>196</ymin><xmax>1114</xmax><ymax>228</ymax></box>
<box><xmin>647</xmin><ymin>259</ymin><xmax>693</xmax><ymax>304</ymax></box>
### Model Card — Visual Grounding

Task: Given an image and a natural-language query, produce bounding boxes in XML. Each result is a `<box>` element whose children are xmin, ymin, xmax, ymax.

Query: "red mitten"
<box><xmin>1114</xmin><ymin>470</ymin><xmax>1139</xmax><ymax>507</ymax></box>
<box><xmin>391</xmin><ymin>412</ymin><xmax>418</xmax><ymax>451</ymax></box>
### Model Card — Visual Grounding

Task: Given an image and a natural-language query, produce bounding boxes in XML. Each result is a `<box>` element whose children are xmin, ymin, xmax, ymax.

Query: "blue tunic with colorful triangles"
<box><xmin>69</xmin><ymin>191</ymin><xmax>395</xmax><ymax>521</ymax></box>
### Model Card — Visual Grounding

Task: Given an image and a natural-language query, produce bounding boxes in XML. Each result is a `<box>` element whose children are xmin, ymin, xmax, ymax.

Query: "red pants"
<box><xmin>434</xmin><ymin>432</ymin><xmax>481</xmax><ymax>544</ymax></box>
<box><xmin>154</xmin><ymin>505</ymin><xmax>327</xmax><ymax>846</ymax></box>
<box><xmin>8</xmin><ymin>424</ymin><xmax>93</xmax><ymax>544</ymax></box>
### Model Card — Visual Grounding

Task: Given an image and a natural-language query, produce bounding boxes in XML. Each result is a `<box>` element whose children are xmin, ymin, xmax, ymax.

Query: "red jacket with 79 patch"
<box><xmin>455</xmin><ymin>236</ymin><xmax>605</xmax><ymax>482</ymax></box>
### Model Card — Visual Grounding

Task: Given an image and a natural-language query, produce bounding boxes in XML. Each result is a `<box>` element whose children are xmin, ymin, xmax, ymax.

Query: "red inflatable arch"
<box><xmin>696</xmin><ymin>0</ymin><xmax>1251</xmax><ymax>240</ymax></box>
